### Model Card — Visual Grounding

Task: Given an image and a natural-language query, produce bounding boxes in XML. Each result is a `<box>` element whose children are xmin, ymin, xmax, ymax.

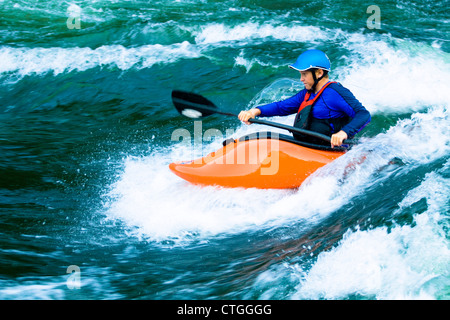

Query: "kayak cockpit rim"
<box><xmin>226</xmin><ymin>131</ymin><xmax>349</xmax><ymax>152</ymax></box>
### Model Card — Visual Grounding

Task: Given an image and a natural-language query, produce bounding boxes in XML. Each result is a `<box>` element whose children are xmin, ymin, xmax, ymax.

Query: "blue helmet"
<box><xmin>289</xmin><ymin>49</ymin><xmax>331</xmax><ymax>72</ymax></box>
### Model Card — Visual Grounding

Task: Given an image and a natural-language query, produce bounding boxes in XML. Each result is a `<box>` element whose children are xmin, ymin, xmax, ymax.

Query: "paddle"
<box><xmin>172</xmin><ymin>90</ymin><xmax>357</xmax><ymax>145</ymax></box>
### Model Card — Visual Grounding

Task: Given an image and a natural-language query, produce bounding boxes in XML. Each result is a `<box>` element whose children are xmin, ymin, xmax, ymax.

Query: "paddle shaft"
<box><xmin>172</xmin><ymin>91</ymin><xmax>356</xmax><ymax>145</ymax></box>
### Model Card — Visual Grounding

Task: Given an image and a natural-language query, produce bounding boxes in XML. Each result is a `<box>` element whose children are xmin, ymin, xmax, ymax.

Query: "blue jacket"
<box><xmin>257</xmin><ymin>82</ymin><xmax>371</xmax><ymax>138</ymax></box>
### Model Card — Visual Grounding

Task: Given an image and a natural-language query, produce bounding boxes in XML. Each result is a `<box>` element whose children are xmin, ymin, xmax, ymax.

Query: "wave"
<box><xmin>0</xmin><ymin>41</ymin><xmax>201</xmax><ymax>80</ymax></box>
<box><xmin>336</xmin><ymin>34</ymin><xmax>450</xmax><ymax>112</ymax></box>
<box><xmin>247</xmin><ymin>107</ymin><xmax>450</xmax><ymax>300</ymax></box>
<box><xmin>103</xmin><ymin>106</ymin><xmax>449</xmax><ymax>248</ymax></box>
<box><xmin>292</xmin><ymin>164</ymin><xmax>449</xmax><ymax>300</ymax></box>
<box><xmin>261</xmin><ymin>190</ymin><xmax>449</xmax><ymax>300</ymax></box>
<box><xmin>1</xmin><ymin>21</ymin><xmax>449</xmax><ymax>117</ymax></box>
<box><xmin>0</xmin><ymin>21</ymin><xmax>327</xmax><ymax>77</ymax></box>
<box><xmin>231</xmin><ymin>31</ymin><xmax>450</xmax><ymax>113</ymax></box>
<box><xmin>193</xmin><ymin>22</ymin><xmax>328</xmax><ymax>45</ymax></box>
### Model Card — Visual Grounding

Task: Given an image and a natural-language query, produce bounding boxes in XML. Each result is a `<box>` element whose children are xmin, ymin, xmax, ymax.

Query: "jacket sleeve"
<box><xmin>256</xmin><ymin>90</ymin><xmax>307</xmax><ymax>117</ymax></box>
<box><xmin>327</xmin><ymin>83</ymin><xmax>371</xmax><ymax>137</ymax></box>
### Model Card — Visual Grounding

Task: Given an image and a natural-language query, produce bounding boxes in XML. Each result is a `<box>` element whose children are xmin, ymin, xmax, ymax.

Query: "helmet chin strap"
<box><xmin>310</xmin><ymin>68</ymin><xmax>326</xmax><ymax>93</ymax></box>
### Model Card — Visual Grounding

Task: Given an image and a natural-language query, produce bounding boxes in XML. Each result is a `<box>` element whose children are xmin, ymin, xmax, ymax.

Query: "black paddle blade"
<box><xmin>172</xmin><ymin>90</ymin><xmax>217</xmax><ymax>118</ymax></box>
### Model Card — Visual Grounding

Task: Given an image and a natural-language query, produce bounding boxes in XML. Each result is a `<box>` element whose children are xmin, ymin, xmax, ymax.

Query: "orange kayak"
<box><xmin>169</xmin><ymin>132</ymin><xmax>346</xmax><ymax>189</ymax></box>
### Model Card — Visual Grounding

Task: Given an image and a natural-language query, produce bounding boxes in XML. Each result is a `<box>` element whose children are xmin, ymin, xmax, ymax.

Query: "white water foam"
<box><xmin>234</xmin><ymin>50</ymin><xmax>274</xmax><ymax>73</ymax></box>
<box><xmin>0</xmin><ymin>41</ymin><xmax>201</xmax><ymax>79</ymax></box>
<box><xmin>289</xmin><ymin>166</ymin><xmax>450</xmax><ymax>300</ymax></box>
<box><xmin>0</xmin><ymin>21</ymin><xmax>327</xmax><ymax>79</ymax></box>
<box><xmin>335</xmin><ymin>34</ymin><xmax>450</xmax><ymax>113</ymax></box>
<box><xmin>251</xmin><ymin>210</ymin><xmax>449</xmax><ymax>300</ymax></box>
<box><xmin>193</xmin><ymin>22</ymin><xmax>328</xmax><ymax>45</ymax></box>
<box><xmin>103</xmin><ymin>151</ymin><xmax>292</xmax><ymax>244</ymax></box>
<box><xmin>0</xmin><ymin>279</ymin><xmax>66</xmax><ymax>299</ymax></box>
